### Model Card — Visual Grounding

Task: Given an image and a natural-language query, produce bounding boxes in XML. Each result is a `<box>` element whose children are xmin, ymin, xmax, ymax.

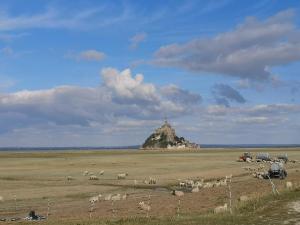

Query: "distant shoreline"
<box><xmin>0</xmin><ymin>144</ymin><xmax>300</xmax><ymax>151</ymax></box>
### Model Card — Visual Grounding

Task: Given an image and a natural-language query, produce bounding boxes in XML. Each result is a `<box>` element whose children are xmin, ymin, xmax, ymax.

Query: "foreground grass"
<box><xmin>9</xmin><ymin>188</ymin><xmax>300</xmax><ymax>225</ymax></box>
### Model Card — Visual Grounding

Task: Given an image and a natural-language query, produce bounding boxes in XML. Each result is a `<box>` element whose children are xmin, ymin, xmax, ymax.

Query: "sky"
<box><xmin>0</xmin><ymin>0</ymin><xmax>300</xmax><ymax>147</ymax></box>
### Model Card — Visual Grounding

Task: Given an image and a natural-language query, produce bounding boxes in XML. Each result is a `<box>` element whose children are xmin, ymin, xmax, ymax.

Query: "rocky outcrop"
<box><xmin>141</xmin><ymin>121</ymin><xmax>199</xmax><ymax>149</ymax></box>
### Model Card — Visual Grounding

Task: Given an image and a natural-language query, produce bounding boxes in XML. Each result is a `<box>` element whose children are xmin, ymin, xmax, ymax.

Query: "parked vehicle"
<box><xmin>277</xmin><ymin>153</ymin><xmax>288</xmax><ymax>163</ymax></box>
<box><xmin>256</xmin><ymin>152</ymin><xmax>271</xmax><ymax>162</ymax></box>
<box><xmin>267</xmin><ymin>162</ymin><xmax>287</xmax><ymax>179</ymax></box>
<box><xmin>239</xmin><ymin>152</ymin><xmax>253</xmax><ymax>162</ymax></box>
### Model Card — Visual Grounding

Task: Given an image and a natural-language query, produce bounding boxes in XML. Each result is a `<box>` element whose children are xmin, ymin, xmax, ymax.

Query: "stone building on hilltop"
<box><xmin>141</xmin><ymin>120</ymin><xmax>200</xmax><ymax>149</ymax></box>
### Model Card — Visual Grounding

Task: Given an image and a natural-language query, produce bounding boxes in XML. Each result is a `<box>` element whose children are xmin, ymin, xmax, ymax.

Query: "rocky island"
<box><xmin>141</xmin><ymin>120</ymin><xmax>200</xmax><ymax>150</ymax></box>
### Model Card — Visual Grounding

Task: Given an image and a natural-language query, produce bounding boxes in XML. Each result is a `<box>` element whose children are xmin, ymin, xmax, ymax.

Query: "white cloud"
<box><xmin>66</xmin><ymin>49</ymin><xmax>106</xmax><ymax>62</ymax></box>
<box><xmin>0</xmin><ymin>68</ymin><xmax>202</xmax><ymax>137</ymax></box>
<box><xmin>154</xmin><ymin>10</ymin><xmax>300</xmax><ymax>82</ymax></box>
<box><xmin>129</xmin><ymin>32</ymin><xmax>147</xmax><ymax>49</ymax></box>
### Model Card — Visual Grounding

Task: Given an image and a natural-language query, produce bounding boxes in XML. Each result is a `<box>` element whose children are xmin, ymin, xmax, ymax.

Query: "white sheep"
<box><xmin>83</xmin><ymin>171</ymin><xmax>89</xmax><ymax>176</ymax></box>
<box><xmin>220</xmin><ymin>179</ymin><xmax>227</xmax><ymax>186</ymax></box>
<box><xmin>179</xmin><ymin>182</ymin><xmax>185</xmax><ymax>188</ymax></box>
<box><xmin>99</xmin><ymin>170</ymin><xmax>104</xmax><ymax>175</ymax></box>
<box><xmin>172</xmin><ymin>190</ymin><xmax>184</xmax><ymax>197</ymax></box>
<box><xmin>203</xmin><ymin>182</ymin><xmax>213</xmax><ymax>188</ymax></box>
<box><xmin>117</xmin><ymin>173</ymin><xmax>128</xmax><ymax>179</ymax></box>
<box><xmin>239</xmin><ymin>195</ymin><xmax>249</xmax><ymax>202</ymax></box>
<box><xmin>104</xmin><ymin>194</ymin><xmax>112</xmax><ymax>201</ymax></box>
<box><xmin>139</xmin><ymin>201</ymin><xmax>151</xmax><ymax>211</ymax></box>
<box><xmin>111</xmin><ymin>194</ymin><xmax>121</xmax><ymax>201</ymax></box>
<box><xmin>214</xmin><ymin>203</ymin><xmax>228</xmax><ymax>214</ymax></box>
<box><xmin>122</xmin><ymin>194</ymin><xmax>128</xmax><ymax>200</ymax></box>
<box><xmin>89</xmin><ymin>175</ymin><xmax>99</xmax><ymax>180</ymax></box>
<box><xmin>191</xmin><ymin>186</ymin><xmax>199</xmax><ymax>193</ymax></box>
<box><xmin>286</xmin><ymin>181</ymin><xmax>293</xmax><ymax>190</ymax></box>
<box><xmin>89</xmin><ymin>195</ymin><xmax>100</xmax><ymax>203</ymax></box>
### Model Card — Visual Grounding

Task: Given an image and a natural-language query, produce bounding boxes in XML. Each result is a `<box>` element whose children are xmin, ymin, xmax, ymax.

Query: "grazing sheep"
<box><xmin>0</xmin><ymin>196</ymin><xmax>3</xmax><ymax>202</ymax></box>
<box><xmin>239</xmin><ymin>195</ymin><xmax>249</xmax><ymax>202</ymax></box>
<box><xmin>66</xmin><ymin>176</ymin><xmax>73</xmax><ymax>181</ymax></box>
<box><xmin>83</xmin><ymin>171</ymin><xmax>89</xmax><ymax>176</ymax></box>
<box><xmin>172</xmin><ymin>190</ymin><xmax>184</xmax><ymax>197</ymax></box>
<box><xmin>148</xmin><ymin>177</ymin><xmax>157</xmax><ymax>184</ymax></box>
<box><xmin>111</xmin><ymin>194</ymin><xmax>121</xmax><ymax>201</ymax></box>
<box><xmin>117</xmin><ymin>173</ymin><xmax>128</xmax><ymax>179</ymax></box>
<box><xmin>179</xmin><ymin>182</ymin><xmax>185</xmax><ymax>188</ymax></box>
<box><xmin>191</xmin><ymin>186</ymin><xmax>199</xmax><ymax>193</ymax></box>
<box><xmin>185</xmin><ymin>180</ymin><xmax>194</xmax><ymax>188</ymax></box>
<box><xmin>220</xmin><ymin>179</ymin><xmax>227</xmax><ymax>186</ymax></box>
<box><xmin>203</xmin><ymin>182</ymin><xmax>213</xmax><ymax>188</ymax></box>
<box><xmin>89</xmin><ymin>195</ymin><xmax>99</xmax><ymax>203</ymax></box>
<box><xmin>214</xmin><ymin>203</ymin><xmax>228</xmax><ymax>214</ymax></box>
<box><xmin>99</xmin><ymin>170</ymin><xmax>104</xmax><ymax>175</ymax></box>
<box><xmin>213</xmin><ymin>181</ymin><xmax>221</xmax><ymax>187</ymax></box>
<box><xmin>89</xmin><ymin>175</ymin><xmax>99</xmax><ymax>180</ymax></box>
<box><xmin>104</xmin><ymin>194</ymin><xmax>112</xmax><ymax>201</ymax></box>
<box><xmin>122</xmin><ymin>194</ymin><xmax>128</xmax><ymax>200</ymax></box>
<box><xmin>286</xmin><ymin>181</ymin><xmax>293</xmax><ymax>190</ymax></box>
<box><xmin>139</xmin><ymin>201</ymin><xmax>151</xmax><ymax>211</ymax></box>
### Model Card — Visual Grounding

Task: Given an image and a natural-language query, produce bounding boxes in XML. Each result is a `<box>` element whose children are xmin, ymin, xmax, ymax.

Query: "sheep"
<box><xmin>89</xmin><ymin>195</ymin><xmax>100</xmax><ymax>203</ymax></box>
<box><xmin>246</xmin><ymin>158</ymin><xmax>252</xmax><ymax>163</ymax></box>
<box><xmin>117</xmin><ymin>173</ymin><xmax>128</xmax><ymax>179</ymax></box>
<box><xmin>111</xmin><ymin>194</ymin><xmax>121</xmax><ymax>201</ymax></box>
<box><xmin>83</xmin><ymin>171</ymin><xmax>89</xmax><ymax>176</ymax></box>
<box><xmin>191</xmin><ymin>186</ymin><xmax>199</xmax><ymax>193</ymax></box>
<box><xmin>122</xmin><ymin>194</ymin><xmax>128</xmax><ymax>200</ymax></box>
<box><xmin>139</xmin><ymin>201</ymin><xmax>151</xmax><ymax>211</ymax></box>
<box><xmin>0</xmin><ymin>196</ymin><xmax>3</xmax><ymax>202</ymax></box>
<box><xmin>172</xmin><ymin>190</ymin><xmax>184</xmax><ymax>197</ymax></box>
<box><xmin>220</xmin><ymin>179</ymin><xmax>227</xmax><ymax>186</ymax></box>
<box><xmin>214</xmin><ymin>203</ymin><xmax>228</xmax><ymax>214</ymax></box>
<box><xmin>148</xmin><ymin>177</ymin><xmax>157</xmax><ymax>184</ymax></box>
<box><xmin>104</xmin><ymin>194</ymin><xmax>112</xmax><ymax>201</ymax></box>
<box><xmin>185</xmin><ymin>180</ymin><xmax>194</xmax><ymax>188</ymax></box>
<box><xmin>286</xmin><ymin>181</ymin><xmax>293</xmax><ymax>190</ymax></box>
<box><xmin>89</xmin><ymin>175</ymin><xmax>99</xmax><ymax>180</ymax></box>
<box><xmin>179</xmin><ymin>182</ymin><xmax>185</xmax><ymax>188</ymax></box>
<box><xmin>238</xmin><ymin>195</ymin><xmax>249</xmax><ymax>202</ymax></box>
<box><xmin>66</xmin><ymin>176</ymin><xmax>73</xmax><ymax>181</ymax></box>
<box><xmin>99</xmin><ymin>170</ymin><xmax>104</xmax><ymax>175</ymax></box>
<box><xmin>203</xmin><ymin>182</ymin><xmax>213</xmax><ymax>188</ymax></box>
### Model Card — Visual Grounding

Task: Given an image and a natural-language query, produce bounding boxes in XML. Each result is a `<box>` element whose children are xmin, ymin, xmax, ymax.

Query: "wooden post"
<box><xmin>228</xmin><ymin>179</ymin><xmax>232</xmax><ymax>214</ymax></box>
<box><xmin>89</xmin><ymin>202</ymin><xmax>94</xmax><ymax>219</ymax></box>
<box><xmin>13</xmin><ymin>195</ymin><xmax>17</xmax><ymax>212</ymax></box>
<box><xmin>177</xmin><ymin>199</ymin><xmax>181</xmax><ymax>218</ymax></box>
<box><xmin>147</xmin><ymin>194</ymin><xmax>151</xmax><ymax>218</ymax></box>
<box><xmin>46</xmin><ymin>199</ymin><xmax>50</xmax><ymax>219</ymax></box>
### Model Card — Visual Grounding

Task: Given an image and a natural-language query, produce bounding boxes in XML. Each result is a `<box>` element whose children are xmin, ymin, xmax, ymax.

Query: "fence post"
<box><xmin>47</xmin><ymin>199</ymin><xmax>50</xmax><ymax>219</ymax></box>
<box><xmin>177</xmin><ymin>199</ymin><xmax>181</xmax><ymax>218</ymax></box>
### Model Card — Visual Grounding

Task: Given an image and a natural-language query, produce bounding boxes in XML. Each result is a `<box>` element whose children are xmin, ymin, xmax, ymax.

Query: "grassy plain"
<box><xmin>0</xmin><ymin>148</ymin><xmax>300</xmax><ymax>224</ymax></box>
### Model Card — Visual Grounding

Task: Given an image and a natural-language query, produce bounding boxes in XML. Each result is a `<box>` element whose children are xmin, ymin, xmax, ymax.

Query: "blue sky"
<box><xmin>0</xmin><ymin>0</ymin><xmax>300</xmax><ymax>147</ymax></box>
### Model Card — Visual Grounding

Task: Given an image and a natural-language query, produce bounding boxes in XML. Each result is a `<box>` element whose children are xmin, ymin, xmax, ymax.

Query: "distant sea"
<box><xmin>0</xmin><ymin>144</ymin><xmax>299</xmax><ymax>151</ymax></box>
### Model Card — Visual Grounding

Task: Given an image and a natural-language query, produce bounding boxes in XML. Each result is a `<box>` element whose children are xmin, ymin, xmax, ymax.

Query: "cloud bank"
<box><xmin>154</xmin><ymin>10</ymin><xmax>300</xmax><ymax>81</ymax></box>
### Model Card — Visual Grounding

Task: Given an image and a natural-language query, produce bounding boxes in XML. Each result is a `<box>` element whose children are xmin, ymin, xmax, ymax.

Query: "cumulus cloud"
<box><xmin>212</xmin><ymin>84</ymin><xmax>246</xmax><ymax>107</ymax></box>
<box><xmin>66</xmin><ymin>49</ymin><xmax>106</xmax><ymax>62</ymax></box>
<box><xmin>0</xmin><ymin>68</ymin><xmax>202</xmax><ymax>135</ymax></box>
<box><xmin>130</xmin><ymin>32</ymin><xmax>147</xmax><ymax>49</ymax></box>
<box><xmin>154</xmin><ymin>9</ymin><xmax>300</xmax><ymax>81</ymax></box>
